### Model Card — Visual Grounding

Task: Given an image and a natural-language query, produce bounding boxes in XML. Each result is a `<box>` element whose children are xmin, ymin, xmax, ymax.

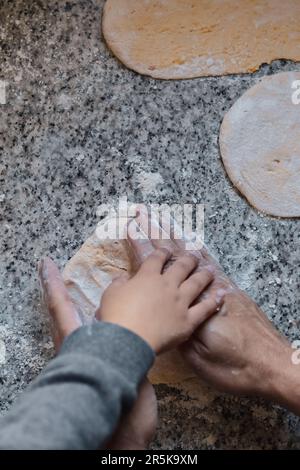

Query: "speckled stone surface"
<box><xmin>1</xmin><ymin>0</ymin><xmax>300</xmax><ymax>450</ymax></box>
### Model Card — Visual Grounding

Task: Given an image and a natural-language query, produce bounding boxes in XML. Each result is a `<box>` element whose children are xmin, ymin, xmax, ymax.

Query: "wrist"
<box><xmin>261</xmin><ymin>341</ymin><xmax>300</xmax><ymax>414</ymax></box>
<box><xmin>104</xmin><ymin>318</ymin><xmax>159</xmax><ymax>353</ymax></box>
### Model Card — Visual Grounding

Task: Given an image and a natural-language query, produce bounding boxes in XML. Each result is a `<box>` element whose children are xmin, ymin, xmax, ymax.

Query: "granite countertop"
<box><xmin>1</xmin><ymin>0</ymin><xmax>300</xmax><ymax>449</ymax></box>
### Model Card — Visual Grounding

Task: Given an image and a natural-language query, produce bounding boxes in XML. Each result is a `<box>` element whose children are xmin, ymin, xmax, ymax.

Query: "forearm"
<box><xmin>253</xmin><ymin>336</ymin><xmax>300</xmax><ymax>416</ymax></box>
<box><xmin>0</xmin><ymin>322</ymin><xmax>154</xmax><ymax>450</ymax></box>
<box><xmin>266</xmin><ymin>345</ymin><xmax>300</xmax><ymax>416</ymax></box>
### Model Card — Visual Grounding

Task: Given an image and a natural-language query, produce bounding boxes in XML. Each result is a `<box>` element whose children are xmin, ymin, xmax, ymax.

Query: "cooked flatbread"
<box><xmin>102</xmin><ymin>0</ymin><xmax>300</xmax><ymax>79</ymax></box>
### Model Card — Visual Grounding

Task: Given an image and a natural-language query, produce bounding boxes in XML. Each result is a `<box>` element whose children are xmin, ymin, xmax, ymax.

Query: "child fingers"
<box><xmin>188</xmin><ymin>295</ymin><xmax>222</xmax><ymax>330</ymax></box>
<box><xmin>180</xmin><ymin>269</ymin><xmax>214</xmax><ymax>305</ymax></box>
<box><xmin>140</xmin><ymin>248</ymin><xmax>172</xmax><ymax>273</ymax></box>
<box><xmin>164</xmin><ymin>254</ymin><xmax>198</xmax><ymax>285</ymax></box>
<box><xmin>102</xmin><ymin>273</ymin><xmax>129</xmax><ymax>295</ymax></box>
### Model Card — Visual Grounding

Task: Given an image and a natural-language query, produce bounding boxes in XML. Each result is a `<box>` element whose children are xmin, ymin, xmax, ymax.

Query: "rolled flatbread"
<box><xmin>220</xmin><ymin>71</ymin><xmax>300</xmax><ymax>218</ymax></box>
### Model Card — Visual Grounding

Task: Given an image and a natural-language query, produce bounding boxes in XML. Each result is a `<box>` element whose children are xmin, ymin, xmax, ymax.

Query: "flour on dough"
<box><xmin>63</xmin><ymin>215</ymin><xmax>198</xmax><ymax>389</ymax></box>
<box><xmin>220</xmin><ymin>71</ymin><xmax>300</xmax><ymax>218</ymax></box>
<box><xmin>102</xmin><ymin>0</ymin><xmax>300</xmax><ymax>79</ymax></box>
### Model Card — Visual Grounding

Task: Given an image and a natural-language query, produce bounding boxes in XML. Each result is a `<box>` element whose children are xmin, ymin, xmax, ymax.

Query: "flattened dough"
<box><xmin>102</xmin><ymin>0</ymin><xmax>300</xmax><ymax>79</ymax></box>
<box><xmin>220</xmin><ymin>72</ymin><xmax>300</xmax><ymax>218</ymax></box>
<box><xmin>62</xmin><ymin>216</ymin><xmax>197</xmax><ymax>388</ymax></box>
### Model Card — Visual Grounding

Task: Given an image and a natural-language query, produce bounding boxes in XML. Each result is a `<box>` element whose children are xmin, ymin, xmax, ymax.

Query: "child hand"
<box><xmin>98</xmin><ymin>248</ymin><xmax>219</xmax><ymax>354</ymax></box>
<box><xmin>39</xmin><ymin>257</ymin><xmax>158</xmax><ymax>449</ymax></box>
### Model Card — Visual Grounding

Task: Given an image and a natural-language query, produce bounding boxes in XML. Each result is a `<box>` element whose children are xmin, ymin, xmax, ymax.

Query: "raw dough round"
<box><xmin>220</xmin><ymin>72</ymin><xmax>300</xmax><ymax>218</ymax></box>
<box><xmin>102</xmin><ymin>0</ymin><xmax>300</xmax><ymax>79</ymax></box>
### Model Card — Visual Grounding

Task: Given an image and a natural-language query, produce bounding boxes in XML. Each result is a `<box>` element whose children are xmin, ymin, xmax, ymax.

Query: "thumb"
<box><xmin>39</xmin><ymin>257</ymin><xmax>82</xmax><ymax>352</ymax></box>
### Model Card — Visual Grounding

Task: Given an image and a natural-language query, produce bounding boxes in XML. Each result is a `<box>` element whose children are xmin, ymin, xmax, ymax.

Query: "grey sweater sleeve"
<box><xmin>0</xmin><ymin>322</ymin><xmax>154</xmax><ymax>450</ymax></box>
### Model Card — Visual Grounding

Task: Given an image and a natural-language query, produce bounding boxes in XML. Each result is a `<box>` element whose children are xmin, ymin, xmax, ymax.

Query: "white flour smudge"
<box><xmin>135</xmin><ymin>170</ymin><xmax>164</xmax><ymax>196</ymax></box>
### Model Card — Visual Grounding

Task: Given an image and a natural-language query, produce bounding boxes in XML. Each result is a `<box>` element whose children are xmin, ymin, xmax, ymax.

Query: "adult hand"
<box><xmin>128</xmin><ymin>209</ymin><xmax>300</xmax><ymax>414</ymax></box>
<box><xmin>181</xmin><ymin>290</ymin><xmax>291</xmax><ymax>398</ymax></box>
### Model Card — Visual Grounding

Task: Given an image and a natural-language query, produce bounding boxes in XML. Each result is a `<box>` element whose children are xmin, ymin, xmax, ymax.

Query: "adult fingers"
<box><xmin>127</xmin><ymin>209</ymin><xmax>155</xmax><ymax>266</ymax></box>
<box><xmin>141</xmin><ymin>208</ymin><xmax>179</xmax><ymax>274</ymax></box>
<box><xmin>127</xmin><ymin>204</ymin><xmax>173</xmax><ymax>274</ymax></box>
<box><xmin>151</xmin><ymin>210</ymin><xmax>178</xmax><ymax>252</ymax></box>
<box><xmin>38</xmin><ymin>257</ymin><xmax>82</xmax><ymax>351</ymax></box>
<box><xmin>159</xmin><ymin>213</ymin><xmax>210</xmax><ymax>271</ymax></box>
<box><xmin>139</xmin><ymin>248</ymin><xmax>172</xmax><ymax>274</ymax></box>
<box><xmin>127</xmin><ymin>208</ymin><xmax>178</xmax><ymax>270</ymax></box>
